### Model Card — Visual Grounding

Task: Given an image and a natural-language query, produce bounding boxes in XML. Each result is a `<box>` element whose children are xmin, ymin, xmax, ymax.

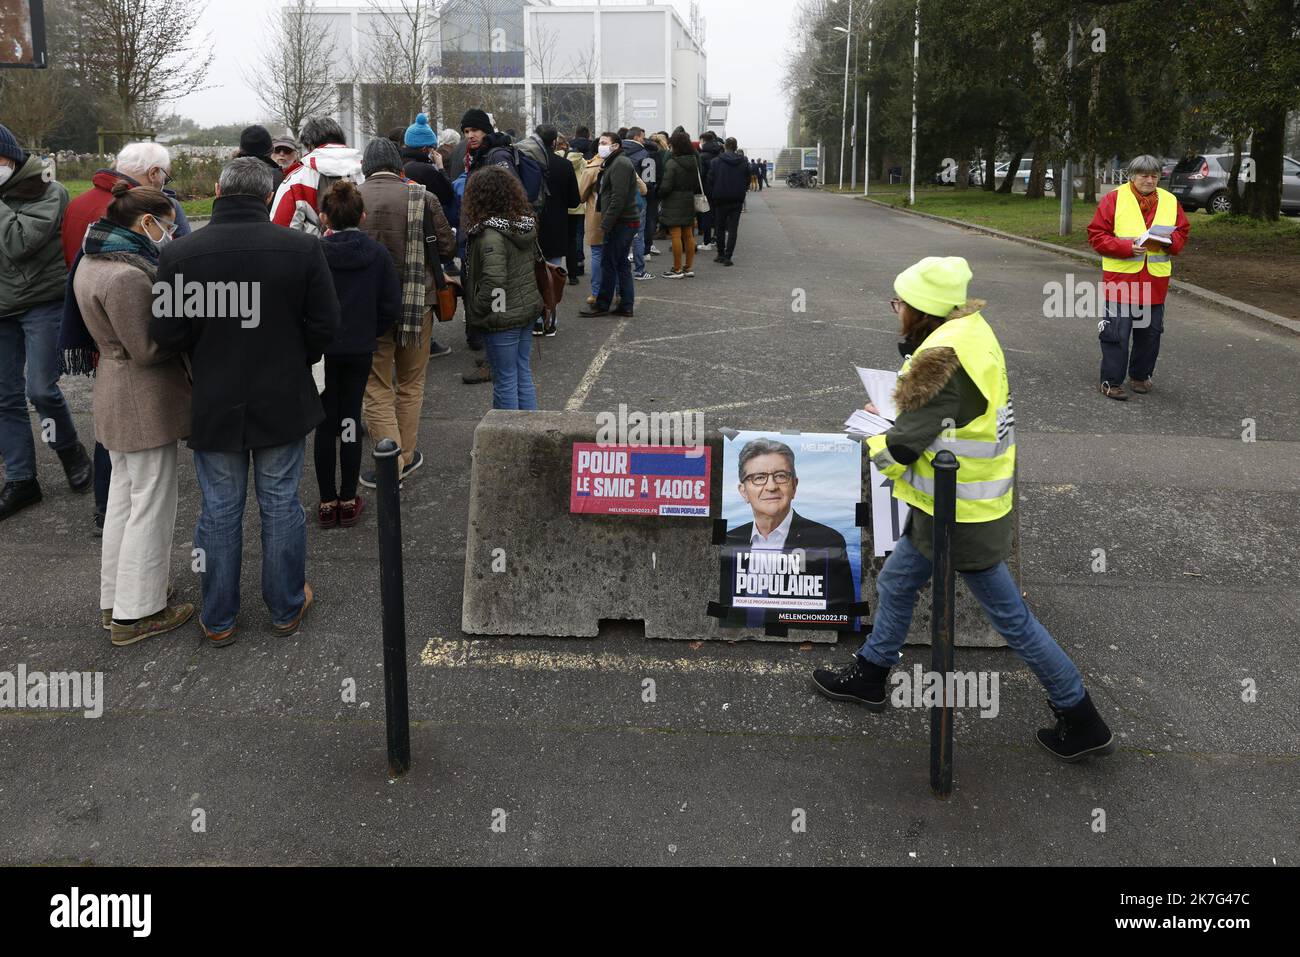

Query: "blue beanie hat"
<box><xmin>0</xmin><ymin>124</ymin><xmax>27</xmax><ymax>166</ymax></box>
<box><xmin>404</xmin><ymin>113</ymin><xmax>437</xmax><ymax>148</ymax></box>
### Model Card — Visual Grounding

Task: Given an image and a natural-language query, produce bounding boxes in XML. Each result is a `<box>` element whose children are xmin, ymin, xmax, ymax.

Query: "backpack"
<box><xmin>511</xmin><ymin>137</ymin><xmax>550</xmax><ymax>213</ymax></box>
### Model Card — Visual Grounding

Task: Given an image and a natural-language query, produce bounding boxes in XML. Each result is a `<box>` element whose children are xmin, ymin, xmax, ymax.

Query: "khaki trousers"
<box><xmin>363</xmin><ymin>309</ymin><xmax>432</xmax><ymax>471</ymax></box>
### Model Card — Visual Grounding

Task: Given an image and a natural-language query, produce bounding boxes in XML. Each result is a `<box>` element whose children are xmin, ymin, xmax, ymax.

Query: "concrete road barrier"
<box><xmin>462</xmin><ymin>410</ymin><xmax>1013</xmax><ymax>646</ymax></box>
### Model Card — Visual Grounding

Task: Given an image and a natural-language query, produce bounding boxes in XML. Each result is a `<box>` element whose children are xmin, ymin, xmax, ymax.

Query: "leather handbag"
<box><xmin>434</xmin><ymin>283</ymin><xmax>458</xmax><ymax>322</ymax></box>
<box><xmin>694</xmin><ymin>158</ymin><xmax>710</xmax><ymax>213</ymax></box>
<box><xmin>534</xmin><ymin>240</ymin><xmax>567</xmax><ymax>314</ymax></box>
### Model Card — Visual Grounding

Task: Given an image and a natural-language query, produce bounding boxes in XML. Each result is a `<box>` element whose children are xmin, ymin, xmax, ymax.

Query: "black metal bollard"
<box><xmin>373</xmin><ymin>439</ymin><xmax>411</xmax><ymax>775</ymax></box>
<box><xmin>929</xmin><ymin>450</ymin><xmax>959</xmax><ymax>798</ymax></box>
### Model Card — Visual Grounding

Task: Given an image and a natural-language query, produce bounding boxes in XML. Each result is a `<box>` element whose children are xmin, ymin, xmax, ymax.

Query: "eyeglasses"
<box><xmin>272</xmin><ymin>147</ymin><xmax>295</xmax><ymax>155</ymax></box>
<box><xmin>742</xmin><ymin>470</ymin><xmax>794</xmax><ymax>488</ymax></box>
<box><xmin>890</xmin><ymin>297</ymin><xmax>903</xmax><ymax>314</ymax></box>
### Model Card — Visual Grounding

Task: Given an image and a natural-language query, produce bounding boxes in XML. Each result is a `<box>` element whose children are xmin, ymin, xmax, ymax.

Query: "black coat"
<box><xmin>400</xmin><ymin>146</ymin><xmax>455</xmax><ymax>216</ymax></box>
<box><xmin>708</xmin><ymin>151</ymin><xmax>750</xmax><ymax>205</ymax></box>
<box><xmin>724</xmin><ymin>510</ymin><xmax>857</xmax><ymax>610</ymax></box>
<box><xmin>149</xmin><ymin>194</ymin><xmax>342</xmax><ymax>453</ymax></box>
<box><xmin>698</xmin><ymin>139</ymin><xmax>723</xmax><ymax>191</ymax></box>
<box><xmin>539</xmin><ymin>149</ymin><xmax>581</xmax><ymax>260</ymax></box>
<box><xmin>320</xmin><ymin>229</ymin><xmax>400</xmax><ymax>356</ymax></box>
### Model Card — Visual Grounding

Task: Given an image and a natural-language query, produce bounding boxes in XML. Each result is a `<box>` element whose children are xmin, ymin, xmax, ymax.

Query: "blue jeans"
<box><xmin>1099</xmin><ymin>300</ymin><xmax>1164</xmax><ymax>385</ymax></box>
<box><xmin>632</xmin><ymin>194</ymin><xmax>646</xmax><ymax>273</ymax></box>
<box><xmin>0</xmin><ymin>301</ymin><xmax>80</xmax><ymax>482</ymax></box>
<box><xmin>598</xmin><ymin>222</ymin><xmax>636</xmax><ymax>311</ymax></box>
<box><xmin>857</xmin><ymin>534</ymin><xmax>1085</xmax><ymax>708</ymax></box>
<box><xmin>194</xmin><ymin>439</ymin><xmax>308</xmax><ymax>633</ymax></box>
<box><xmin>483</xmin><ymin>326</ymin><xmax>538</xmax><ymax>410</ymax></box>
<box><xmin>589</xmin><ymin>244</ymin><xmax>604</xmax><ymax>300</ymax></box>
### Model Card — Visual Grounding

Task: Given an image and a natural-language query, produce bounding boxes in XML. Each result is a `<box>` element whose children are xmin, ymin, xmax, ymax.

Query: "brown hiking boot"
<box><xmin>1129</xmin><ymin>378</ymin><xmax>1153</xmax><ymax>394</ymax></box>
<box><xmin>272</xmin><ymin>582</ymin><xmax>314</xmax><ymax>637</ymax></box>
<box><xmin>110</xmin><ymin>602</ymin><xmax>195</xmax><ymax>647</ymax></box>
<box><xmin>1099</xmin><ymin>382</ymin><xmax>1128</xmax><ymax>401</ymax></box>
<box><xmin>461</xmin><ymin>362</ymin><xmax>491</xmax><ymax>384</ymax></box>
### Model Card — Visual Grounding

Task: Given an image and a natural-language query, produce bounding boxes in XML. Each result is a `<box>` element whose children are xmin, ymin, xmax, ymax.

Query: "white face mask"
<box><xmin>144</xmin><ymin>216</ymin><xmax>175</xmax><ymax>247</ymax></box>
<box><xmin>598</xmin><ymin>144</ymin><xmax>613</xmax><ymax>159</ymax></box>
<box><xmin>0</xmin><ymin>165</ymin><xmax>13</xmax><ymax>187</ymax></box>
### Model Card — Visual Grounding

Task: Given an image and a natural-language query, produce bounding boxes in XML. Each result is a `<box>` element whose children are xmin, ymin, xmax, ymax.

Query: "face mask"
<box><xmin>598</xmin><ymin>144</ymin><xmax>613</xmax><ymax>159</ymax></box>
<box><xmin>145</xmin><ymin>216</ymin><xmax>174</xmax><ymax>247</ymax></box>
<box><xmin>0</xmin><ymin>166</ymin><xmax>12</xmax><ymax>188</ymax></box>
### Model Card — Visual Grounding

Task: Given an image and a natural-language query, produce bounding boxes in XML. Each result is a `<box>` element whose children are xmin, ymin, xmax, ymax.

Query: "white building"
<box><xmin>306</xmin><ymin>0</ymin><xmax>718</xmax><ymax>146</ymax></box>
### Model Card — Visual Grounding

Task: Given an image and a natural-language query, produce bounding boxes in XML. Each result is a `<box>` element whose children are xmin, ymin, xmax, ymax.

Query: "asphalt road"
<box><xmin>2</xmin><ymin>185</ymin><xmax>1297</xmax><ymax>865</ymax></box>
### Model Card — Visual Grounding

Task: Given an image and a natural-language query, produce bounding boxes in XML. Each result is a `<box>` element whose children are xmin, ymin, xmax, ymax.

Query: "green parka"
<box><xmin>657</xmin><ymin>153</ymin><xmax>702</xmax><ymax>228</ymax></box>
<box><xmin>0</xmin><ymin>154</ymin><xmax>69</xmax><ymax>316</ymax></box>
<box><xmin>464</xmin><ymin>217</ymin><xmax>543</xmax><ymax>333</ymax></box>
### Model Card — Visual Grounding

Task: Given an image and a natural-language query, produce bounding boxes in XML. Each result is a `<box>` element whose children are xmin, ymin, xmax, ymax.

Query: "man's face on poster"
<box><xmin>739</xmin><ymin>452</ymin><xmax>798</xmax><ymax>524</ymax></box>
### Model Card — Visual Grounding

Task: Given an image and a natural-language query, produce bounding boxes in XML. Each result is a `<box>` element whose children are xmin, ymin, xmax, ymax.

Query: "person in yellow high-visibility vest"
<box><xmin>1086</xmin><ymin>154</ymin><xmax>1190</xmax><ymax>400</ymax></box>
<box><xmin>812</xmin><ymin>257</ymin><xmax>1116</xmax><ymax>762</ymax></box>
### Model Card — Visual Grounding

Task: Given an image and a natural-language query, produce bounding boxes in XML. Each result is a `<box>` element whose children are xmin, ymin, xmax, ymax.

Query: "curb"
<box><xmin>854</xmin><ymin>195</ymin><xmax>1300</xmax><ymax>336</ymax></box>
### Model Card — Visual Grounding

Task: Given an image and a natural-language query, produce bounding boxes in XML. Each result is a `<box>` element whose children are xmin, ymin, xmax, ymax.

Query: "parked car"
<box><xmin>1167</xmin><ymin>153</ymin><xmax>1300</xmax><ymax>214</ymax></box>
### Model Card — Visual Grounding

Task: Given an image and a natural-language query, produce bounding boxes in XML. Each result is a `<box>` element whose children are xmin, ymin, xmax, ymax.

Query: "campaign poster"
<box><xmin>571</xmin><ymin>443</ymin><xmax>711</xmax><ymax>517</ymax></box>
<box><xmin>718</xmin><ymin>431</ymin><xmax>862</xmax><ymax>629</ymax></box>
<box><xmin>0</xmin><ymin>0</ymin><xmax>45</xmax><ymax>67</ymax></box>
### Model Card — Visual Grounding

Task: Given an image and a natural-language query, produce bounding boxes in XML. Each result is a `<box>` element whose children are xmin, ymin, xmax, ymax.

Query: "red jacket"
<box><xmin>61</xmin><ymin>170</ymin><xmax>123</xmax><ymax>267</ymax></box>
<box><xmin>1086</xmin><ymin>185</ymin><xmax>1190</xmax><ymax>305</ymax></box>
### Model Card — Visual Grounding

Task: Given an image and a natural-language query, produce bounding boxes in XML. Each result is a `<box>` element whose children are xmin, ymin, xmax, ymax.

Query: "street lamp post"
<box><xmin>863</xmin><ymin>3</ymin><xmax>872</xmax><ymax>196</ymax></box>
<box><xmin>850</xmin><ymin>26</ymin><xmax>860</xmax><ymax>191</ymax></box>
<box><xmin>835</xmin><ymin>0</ymin><xmax>853</xmax><ymax>191</ymax></box>
<box><xmin>909</xmin><ymin>1</ymin><xmax>919</xmax><ymax>206</ymax></box>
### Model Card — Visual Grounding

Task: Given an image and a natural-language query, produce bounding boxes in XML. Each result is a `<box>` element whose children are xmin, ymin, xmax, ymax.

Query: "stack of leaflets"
<box><xmin>844</xmin><ymin>367</ymin><xmax>898</xmax><ymax>438</ymax></box>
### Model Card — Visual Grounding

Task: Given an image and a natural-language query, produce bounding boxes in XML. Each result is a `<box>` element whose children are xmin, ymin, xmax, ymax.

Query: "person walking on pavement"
<box><xmin>149</xmin><ymin>157</ymin><xmax>342</xmax><ymax>647</ymax></box>
<box><xmin>708</xmin><ymin>137</ymin><xmax>750</xmax><ymax>267</ymax></box>
<box><xmin>462</xmin><ymin>167</ymin><xmax>543</xmax><ymax>410</ymax></box>
<box><xmin>355</xmin><ymin>137</ymin><xmax>455</xmax><ymax>486</ymax></box>
<box><xmin>1086</xmin><ymin>154</ymin><xmax>1190</xmax><ymax>400</ymax></box>
<box><xmin>812</xmin><ymin>256</ymin><xmax>1116</xmax><ymax>763</ymax></box>
<box><xmin>656</xmin><ymin>131</ymin><xmax>703</xmax><ymax>279</ymax></box>
<box><xmin>579</xmin><ymin>133</ymin><xmax>640</xmax><ymax>318</ymax></box>
<box><xmin>0</xmin><ymin>123</ymin><xmax>93</xmax><ymax>522</ymax></box>
<box><xmin>72</xmin><ymin>182</ymin><xmax>194</xmax><ymax>645</ymax></box>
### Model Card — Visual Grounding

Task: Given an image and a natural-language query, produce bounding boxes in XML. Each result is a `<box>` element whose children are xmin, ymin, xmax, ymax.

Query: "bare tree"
<box><xmin>247</xmin><ymin>0</ymin><xmax>339</xmax><ymax>139</ymax></box>
<box><xmin>64</xmin><ymin>0</ymin><xmax>214</xmax><ymax>129</ymax></box>
<box><xmin>352</xmin><ymin>0</ymin><xmax>439</xmax><ymax>136</ymax></box>
<box><xmin>0</xmin><ymin>69</ymin><xmax>71</xmax><ymax>148</ymax></box>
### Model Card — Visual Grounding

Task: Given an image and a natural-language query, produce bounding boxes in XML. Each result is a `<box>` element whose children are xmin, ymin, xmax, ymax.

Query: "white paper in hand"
<box><xmin>855</xmin><ymin>367</ymin><xmax>899</xmax><ymax>422</ymax></box>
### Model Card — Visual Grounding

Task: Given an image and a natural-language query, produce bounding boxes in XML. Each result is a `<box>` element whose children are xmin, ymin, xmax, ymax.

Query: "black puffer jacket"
<box><xmin>320</xmin><ymin>229</ymin><xmax>400</xmax><ymax>356</ymax></box>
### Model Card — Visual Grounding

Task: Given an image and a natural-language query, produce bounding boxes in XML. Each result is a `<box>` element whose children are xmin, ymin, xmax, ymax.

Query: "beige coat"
<box><xmin>579</xmin><ymin>158</ymin><xmax>647</xmax><ymax>249</ymax></box>
<box><xmin>73</xmin><ymin>254</ymin><xmax>191</xmax><ymax>452</ymax></box>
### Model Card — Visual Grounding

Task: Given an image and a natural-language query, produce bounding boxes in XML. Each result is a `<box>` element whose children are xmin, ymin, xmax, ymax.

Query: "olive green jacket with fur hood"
<box><xmin>0</xmin><ymin>154</ymin><xmax>69</xmax><ymax>315</ymax></box>
<box><xmin>880</xmin><ymin>307</ymin><xmax>1015</xmax><ymax>571</ymax></box>
<box><xmin>464</xmin><ymin>216</ymin><xmax>542</xmax><ymax>333</ymax></box>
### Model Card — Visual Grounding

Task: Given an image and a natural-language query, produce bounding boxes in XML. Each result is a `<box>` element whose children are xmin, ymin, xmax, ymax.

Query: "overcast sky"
<box><xmin>174</xmin><ymin>0</ymin><xmax>796</xmax><ymax>150</ymax></box>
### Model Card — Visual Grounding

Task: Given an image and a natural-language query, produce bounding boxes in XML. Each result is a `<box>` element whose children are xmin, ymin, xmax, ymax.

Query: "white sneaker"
<box><xmin>662</xmin><ymin>269</ymin><xmax>684</xmax><ymax>279</ymax></box>
<box><xmin>634</xmin><ymin>270</ymin><xmax>655</xmax><ymax>281</ymax></box>
<box><xmin>649</xmin><ymin>245</ymin><xmax>661</xmax><ymax>256</ymax></box>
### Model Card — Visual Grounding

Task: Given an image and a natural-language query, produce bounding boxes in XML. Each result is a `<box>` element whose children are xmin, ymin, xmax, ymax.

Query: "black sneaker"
<box><xmin>0</xmin><ymin>479</ymin><xmax>42</xmax><ymax>522</ymax></box>
<box><xmin>57</xmin><ymin>442</ymin><xmax>93</xmax><ymax>493</ymax></box>
<box><xmin>401</xmin><ymin>450</ymin><xmax>424</xmax><ymax>479</ymax></box>
<box><xmin>358</xmin><ymin>470</ymin><xmax>402</xmax><ymax>491</ymax></box>
<box><xmin>533</xmin><ymin>318</ymin><xmax>545</xmax><ymax>336</ymax></box>
<box><xmin>429</xmin><ymin>340</ymin><xmax>452</xmax><ymax>358</ymax></box>
<box><xmin>543</xmin><ymin>316</ymin><xmax>557</xmax><ymax>337</ymax></box>
<box><xmin>93</xmin><ymin>510</ymin><xmax>105</xmax><ymax>537</ymax></box>
<box><xmin>811</xmin><ymin>655</ymin><xmax>891</xmax><ymax>712</ymax></box>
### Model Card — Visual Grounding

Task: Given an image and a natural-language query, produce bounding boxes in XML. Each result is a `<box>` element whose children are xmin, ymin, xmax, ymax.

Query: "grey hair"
<box><xmin>218</xmin><ymin>156</ymin><xmax>274</xmax><ymax>199</ymax></box>
<box><xmin>115</xmin><ymin>141</ymin><xmax>171</xmax><ymax>178</ymax></box>
<box><xmin>1128</xmin><ymin>154</ymin><xmax>1162</xmax><ymax>176</ymax></box>
<box><xmin>738</xmin><ymin>438</ymin><xmax>796</xmax><ymax>482</ymax></box>
<box><xmin>300</xmin><ymin>116</ymin><xmax>347</xmax><ymax>150</ymax></box>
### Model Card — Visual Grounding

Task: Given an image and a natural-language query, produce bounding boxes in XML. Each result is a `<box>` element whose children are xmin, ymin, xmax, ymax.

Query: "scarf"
<box><xmin>397</xmin><ymin>183</ymin><xmax>428</xmax><ymax>347</ymax></box>
<box><xmin>1130</xmin><ymin>180</ymin><xmax>1158</xmax><ymax>225</ymax></box>
<box><xmin>59</xmin><ymin>220</ymin><xmax>160</xmax><ymax>377</ymax></box>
